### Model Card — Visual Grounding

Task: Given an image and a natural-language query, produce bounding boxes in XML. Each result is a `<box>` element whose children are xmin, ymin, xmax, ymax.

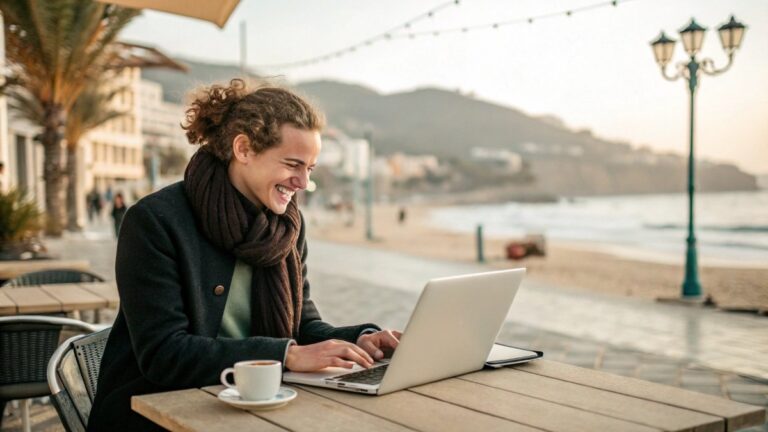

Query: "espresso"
<box><xmin>221</xmin><ymin>360</ymin><xmax>282</xmax><ymax>401</ymax></box>
<box><xmin>248</xmin><ymin>361</ymin><xmax>278</xmax><ymax>366</ymax></box>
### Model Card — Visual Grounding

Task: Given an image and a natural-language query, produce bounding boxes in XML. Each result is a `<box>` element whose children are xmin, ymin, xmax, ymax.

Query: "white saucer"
<box><xmin>217</xmin><ymin>387</ymin><xmax>297</xmax><ymax>411</ymax></box>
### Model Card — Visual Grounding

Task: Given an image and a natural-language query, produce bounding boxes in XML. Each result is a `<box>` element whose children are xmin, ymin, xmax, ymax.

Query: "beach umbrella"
<box><xmin>94</xmin><ymin>0</ymin><xmax>240</xmax><ymax>28</ymax></box>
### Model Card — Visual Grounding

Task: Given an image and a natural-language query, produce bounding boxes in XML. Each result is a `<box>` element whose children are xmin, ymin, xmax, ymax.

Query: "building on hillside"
<box><xmin>386</xmin><ymin>152</ymin><xmax>440</xmax><ymax>181</ymax></box>
<box><xmin>470</xmin><ymin>147</ymin><xmax>523</xmax><ymax>173</ymax></box>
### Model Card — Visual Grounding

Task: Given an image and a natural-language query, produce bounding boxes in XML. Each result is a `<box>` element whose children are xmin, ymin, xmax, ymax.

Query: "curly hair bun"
<box><xmin>182</xmin><ymin>78</ymin><xmax>324</xmax><ymax>161</ymax></box>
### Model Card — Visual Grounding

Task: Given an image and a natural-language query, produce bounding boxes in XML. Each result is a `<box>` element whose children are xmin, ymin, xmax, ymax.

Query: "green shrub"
<box><xmin>0</xmin><ymin>189</ymin><xmax>43</xmax><ymax>247</ymax></box>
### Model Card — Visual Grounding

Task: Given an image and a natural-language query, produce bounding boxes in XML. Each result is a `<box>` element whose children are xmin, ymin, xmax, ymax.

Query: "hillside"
<box><xmin>142</xmin><ymin>58</ymin><xmax>262</xmax><ymax>102</ymax></box>
<box><xmin>141</xmin><ymin>59</ymin><xmax>758</xmax><ymax>196</ymax></box>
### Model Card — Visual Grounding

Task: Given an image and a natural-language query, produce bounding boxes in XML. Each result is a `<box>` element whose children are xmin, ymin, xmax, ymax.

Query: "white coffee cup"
<box><xmin>220</xmin><ymin>360</ymin><xmax>282</xmax><ymax>401</ymax></box>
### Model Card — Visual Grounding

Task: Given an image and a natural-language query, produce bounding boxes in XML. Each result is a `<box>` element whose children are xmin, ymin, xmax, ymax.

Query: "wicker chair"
<box><xmin>1</xmin><ymin>269</ymin><xmax>106</xmax><ymax>288</ymax></box>
<box><xmin>0</xmin><ymin>316</ymin><xmax>97</xmax><ymax>432</ymax></box>
<box><xmin>47</xmin><ymin>327</ymin><xmax>111</xmax><ymax>432</ymax></box>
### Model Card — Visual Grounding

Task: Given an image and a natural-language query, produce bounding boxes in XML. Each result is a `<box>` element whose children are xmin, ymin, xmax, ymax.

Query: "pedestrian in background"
<box><xmin>104</xmin><ymin>186</ymin><xmax>114</xmax><ymax>217</ymax></box>
<box><xmin>111</xmin><ymin>192</ymin><xmax>127</xmax><ymax>237</ymax></box>
<box><xmin>87</xmin><ymin>188</ymin><xmax>102</xmax><ymax>222</ymax></box>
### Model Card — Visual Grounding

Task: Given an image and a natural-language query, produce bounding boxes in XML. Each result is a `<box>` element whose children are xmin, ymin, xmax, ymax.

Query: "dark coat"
<box><xmin>88</xmin><ymin>182</ymin><xmax>378</xmax><ymax>431</ymax></box>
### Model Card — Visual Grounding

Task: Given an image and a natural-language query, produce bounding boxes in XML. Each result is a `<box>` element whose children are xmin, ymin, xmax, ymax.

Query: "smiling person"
<box><xmin>88</xmin><ymin>79</ymin><xmax>401</xmax><ymax>431</ymax></box>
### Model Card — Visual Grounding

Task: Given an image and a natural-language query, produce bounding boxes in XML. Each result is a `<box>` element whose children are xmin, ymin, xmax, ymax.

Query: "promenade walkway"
<box><xmin>3</xmin><ymin>220</ymin><xmax>764</xmax><ymax>431</ymax></box>
<box><xmin>305</xmin><ymin>241</ymin><xmax>768</xmax><ymax>381</ymax></box>
<box><xmin>306</xmin><ymin>241</ymin><xmax>768</xmax><ymax>404</ymax></box>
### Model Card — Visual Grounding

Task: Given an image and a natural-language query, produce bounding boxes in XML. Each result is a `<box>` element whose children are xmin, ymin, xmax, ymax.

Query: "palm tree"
<box><xmin>64</xmin><ymin>79</ymin><xmax>127</xmax><ymax>231</ymax></box>
<box><xmin>10</xmin><ymin>81</ymin><xmax>128</xmax><ymax>232</ymax></box>
<box><xmin>0</xmin><ymin>0</ymin><xmax>138</xmax><ymax>235</ymax></box>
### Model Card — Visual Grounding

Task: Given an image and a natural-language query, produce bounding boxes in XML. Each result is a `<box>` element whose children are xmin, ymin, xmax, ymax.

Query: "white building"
<box><xmin>140</xmin><ymin>79</ymin><xmax>188</xmax><ymax>153</ymax></box>
<box><xmin>140</xmin><ymin>79</ymin><xmax>193</xmax><ymax>187</ymax></box>
<box><xmin>317</xmin><ymin>130</ymin><xmax>370</xmax><ymax>180</ymax></box>
<box><xmin>470</xmin><ymin>147</ymin><xmax>523</xmax><ymax>173</ymax></box>
<box><xmin>85</xmin><ymin>67</ymin><xmax>145</xmax><ymax>190</ymax></box>
<box><xmin>5</xmin><ymin>118</ymin><xmax>44</xmax><ymax>208</ymax></box>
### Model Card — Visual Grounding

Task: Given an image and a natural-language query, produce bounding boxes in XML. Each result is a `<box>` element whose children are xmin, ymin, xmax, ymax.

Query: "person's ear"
<box><xmin>231</xmin><ymin>134</ymin><xmax>251</xmax><ymax>163</ymax></box>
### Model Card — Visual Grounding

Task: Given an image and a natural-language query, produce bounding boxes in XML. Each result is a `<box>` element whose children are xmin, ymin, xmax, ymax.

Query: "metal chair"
<box><xmin>0</xmin><ymin>316</ymin><xmax>97</xmax><ymax>432</ymax></box>
<box><xmin>1</xmin><ymin>269</ymin><xmax>106</xmax><ymax>288</ymax></box>
<box><xmin>47</xmin><ymin>327</ymin><xmax>111</xmax><ymax>432</ymax></box>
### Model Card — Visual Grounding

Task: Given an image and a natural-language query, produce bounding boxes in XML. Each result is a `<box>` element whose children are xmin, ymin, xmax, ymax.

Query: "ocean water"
<box><xmin>429</xmin><ymin>191</ymin><xmax>768</xmax><ymax>267</ymax></box>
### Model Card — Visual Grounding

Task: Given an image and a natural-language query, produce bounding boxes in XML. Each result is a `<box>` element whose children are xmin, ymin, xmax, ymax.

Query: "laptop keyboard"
<box><xmin>332</xmin><ymin>364</ymin><xmax>389</xmax><ymax>385</ymax></box>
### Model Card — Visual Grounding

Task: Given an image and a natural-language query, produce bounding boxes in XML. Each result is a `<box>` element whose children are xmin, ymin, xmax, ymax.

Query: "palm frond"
<box><xmin>0</xmin><ymin>0</ymin><xmax>140</xmax><ymax>107</ymax></box>
<box><xmin>7</xmin><ymin>87</ymin><xmax>45</xmax><ymax>124</ymax></box>
<box><xmin>65</xmin><ymin>78</ymin><xmax>128</xmax><ymax>145</ymax></box>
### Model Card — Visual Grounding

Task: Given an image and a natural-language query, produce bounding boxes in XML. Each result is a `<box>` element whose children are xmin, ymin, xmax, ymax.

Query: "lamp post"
<box><xmin>650</xmin><ymin>16</ymin><xmax>746</xmax><ymax>300</ymax></box>
<box><xmin>364</xmin><ymin>131</ymin><xmax>374</xmax><ymax>241</ymax></box>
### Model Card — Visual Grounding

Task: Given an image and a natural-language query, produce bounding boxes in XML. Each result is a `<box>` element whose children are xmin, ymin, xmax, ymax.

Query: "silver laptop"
<box><xmin>282</xmin><ymin>268</ymin><xmax>525</xmax><ymax>395</ymax></box>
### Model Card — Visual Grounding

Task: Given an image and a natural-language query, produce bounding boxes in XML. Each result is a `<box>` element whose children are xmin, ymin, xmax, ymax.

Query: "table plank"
<box><xmin>299</xmin><ymin>384</ymin><xmax>544</xmax><ymax>432</ymax></box>
<box><xmin>0</xmin><ymin>260</ymin><xmax>89</xmax><ymax>280</ymax></box>
<box><xmin>79</xmin><ymin>281</ymin><xmax>119</xmax><ymax>308</ymax></box>
<box><xmin>1</xmin><ymin>287</ymin><xmax>62</xmax><ymax>313</ymax></box>
<box><xmin>461</xmin><ymin>367</ymin><xmax>723</xmax><ymax>432</ymax></box>
<box><xmin>201</xmin><ymin>385</ymin><xmax>409</xmax><ymax>432</ymax></box>
<box><xmin>411</xmin><ymin>378</ymin><xmax>661</xmax><ymax>432</ymax></box>
<box><xmin>516</xmin><ymin>360</ymin><xmax>766</xmax><ymax>432</ymax></box>
<box><xmin>40</xmin><ymin>284</ymin><xmax>108</xmax><ymax>311</ymax></box>
<box><xmin>132</xmin><ymin>389</ymin><xmax>285</xmax><ymax>432</ymax></box>
<box><xmin>0</xmin><ymin>291</ymin><xmax>17</xmax><ymax>315</ymax></box>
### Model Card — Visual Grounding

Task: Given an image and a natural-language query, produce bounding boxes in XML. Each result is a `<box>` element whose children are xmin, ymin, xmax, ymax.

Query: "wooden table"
<box><xmin>0</xmin><ymin>281</ymin><xmax>119</xmax><ymax>319</ymax></box>
<box><xmin>0</xmin><ymin>259</ymin><xmax>90</xmax><ymax>280</ymax></box>
<box><xmin>132</xmin><ymin>360</ymin><xmax>766</xmax><ymax>432</ymax></box>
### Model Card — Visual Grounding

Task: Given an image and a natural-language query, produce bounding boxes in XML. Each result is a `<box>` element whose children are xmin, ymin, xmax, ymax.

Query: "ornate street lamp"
<box><xmin>650</xmin><ymin>16</ymin><xmax>747</xmax><ymax>300</ymax></box>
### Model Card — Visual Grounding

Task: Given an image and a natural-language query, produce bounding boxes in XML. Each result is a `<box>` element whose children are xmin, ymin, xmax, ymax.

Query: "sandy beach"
<box><xmin>305</xmin><ymin>204</ymin><xmax>768</xmax><ymax>312</ymax></box>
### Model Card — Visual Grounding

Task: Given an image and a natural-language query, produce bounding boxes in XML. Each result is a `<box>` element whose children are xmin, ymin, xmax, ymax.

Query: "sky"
<box><xmin>121</xmin><ymin>0</ymin><xmax>768</xmax><ymax>174</ymax></box>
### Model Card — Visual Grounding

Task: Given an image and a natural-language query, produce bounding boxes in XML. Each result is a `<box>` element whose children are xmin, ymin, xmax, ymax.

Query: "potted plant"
<box><xmin>0</xmin><ymin>189</ymin><xmax>46</xmax><ymax>260</ymax></box>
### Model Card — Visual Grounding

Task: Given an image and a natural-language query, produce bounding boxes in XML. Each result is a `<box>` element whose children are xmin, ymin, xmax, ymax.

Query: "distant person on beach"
<box><xmin>89</xmin><ymin>79</ymin><xmax>402</xmax><ymax>431</ymax></box>
<box><xmin>110</xmin><ymin>192</ymin><xmax>127</xmax><ymax>237</ymax></box>
<box><xmin>398</xmin><ymin>206</ymin><xmax>407</xmax><ymax>225</ymax></box>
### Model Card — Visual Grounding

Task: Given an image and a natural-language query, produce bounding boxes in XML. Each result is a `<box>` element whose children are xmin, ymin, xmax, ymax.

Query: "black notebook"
<box><xmin>484</xmin><ymin>343</ymin><xmax>543</xmax><ymax>368</ymax></box>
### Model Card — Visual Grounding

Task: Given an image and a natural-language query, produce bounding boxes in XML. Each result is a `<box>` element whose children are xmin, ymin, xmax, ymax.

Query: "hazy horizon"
<box><xmin>121</xmin><ymin>0</ymin><xmax>768</xmax><ymax>175</ymax></box>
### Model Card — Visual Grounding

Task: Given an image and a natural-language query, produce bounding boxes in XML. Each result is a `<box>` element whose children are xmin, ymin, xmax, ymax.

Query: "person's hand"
<box><xmin>357</xmin><ymin>330</ymin><xmax>402</xmax><ymax>360</ymax></box>
<box><xmin>285</xmin><ymin>339</ymin><xmax>374</xmax><ymax>372</ymax></box>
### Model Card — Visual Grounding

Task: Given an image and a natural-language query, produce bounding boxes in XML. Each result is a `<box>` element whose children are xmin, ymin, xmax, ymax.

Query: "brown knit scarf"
<box><xmin>184</xmin><ymin>149</ymin><xmax>303</xmax><ymax>339</ymax></box>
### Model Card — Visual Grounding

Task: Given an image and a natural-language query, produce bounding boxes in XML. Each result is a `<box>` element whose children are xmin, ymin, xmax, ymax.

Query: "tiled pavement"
<box><xmin>2</xmin><ymin>221</ymin><xmax>766</xmax><ymax>431</ymax></box>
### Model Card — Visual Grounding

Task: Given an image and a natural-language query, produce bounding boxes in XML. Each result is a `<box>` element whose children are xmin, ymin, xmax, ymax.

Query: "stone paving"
<box><xmin>2</xmin><ymin>221</ymin><xmax>766</xmax><ymax>431</ymax></box>
<box><xmin>307</xmin><ymin>241</ymin><xmax>768</xmax><ymax>382</ymax></box>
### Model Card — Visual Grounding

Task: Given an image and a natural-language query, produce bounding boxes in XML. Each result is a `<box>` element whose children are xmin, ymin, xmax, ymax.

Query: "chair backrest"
<box><xmin>48</xmin><ymin>327</ymin><xmax>111</xmax><ymax>432</ymax></box>
<box><xmin>0</xmin><ymin>316</ymin><xmax>97</xmax><ymax>390</ymax></box>
<box><xmin>2</xmin><ymin>269</ymin><xmax>105</xmax><ymax>287</ymax></box>
<box><xmin>73</xmin><ymin>328</ymin><xmax>110</xmax><ymax>401</ymax></box>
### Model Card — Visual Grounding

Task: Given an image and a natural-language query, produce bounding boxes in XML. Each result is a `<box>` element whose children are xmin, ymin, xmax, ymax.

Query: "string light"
<box><xmin>254</xmin><ymin>0</ymin><xmax>461</xmax><ymax>69</ymax></box>
<box><xmin>255</xmin><ymin>0</ymin><xmax>639</xmax><ymax>70</ymax></box>
<box><xmin>392</xmin><ymin>0</ymin><xmax>639</xmax><ymax>39</ymax></box>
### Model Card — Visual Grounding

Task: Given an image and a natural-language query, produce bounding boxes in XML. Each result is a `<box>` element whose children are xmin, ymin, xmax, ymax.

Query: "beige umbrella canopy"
<box><xmin>95</xmin><ymin>0</ymin><xmax>240</xmax><ymax>28</ymax></box>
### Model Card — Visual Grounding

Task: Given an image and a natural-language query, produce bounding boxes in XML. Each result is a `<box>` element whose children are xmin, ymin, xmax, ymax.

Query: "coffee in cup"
<box><xmin>220</xmin><ymin>360</ymin><xmax>282</xmax><ymax>401</ymax></box>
